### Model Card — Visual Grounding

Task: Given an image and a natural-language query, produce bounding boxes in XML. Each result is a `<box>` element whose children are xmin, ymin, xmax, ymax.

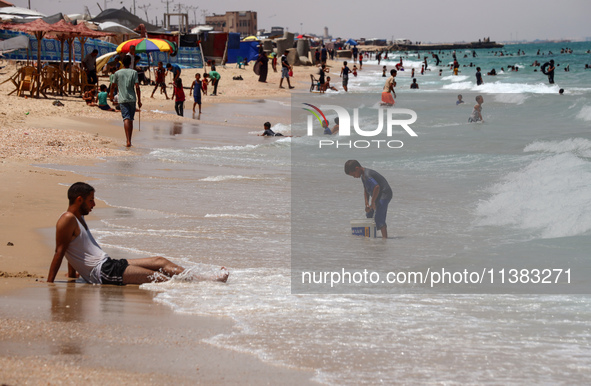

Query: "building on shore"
<box><xmin>205</xmin><ymin>11</ymin><xmax>257</xmax><ymax>38</ymax></box>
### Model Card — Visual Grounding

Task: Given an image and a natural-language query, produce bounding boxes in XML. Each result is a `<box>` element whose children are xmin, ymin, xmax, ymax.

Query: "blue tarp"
<box><xmin>345</xmin><ymin>39</ymin><xmax>358</xmax><ymax>46</ymax></box>
<box><xmin>226</xmin><ymin>38</ymin><xmax>260</xmax><ymax>63</ymax></box>
<box><xmin>0</xmin><ymin>30</ymin><xmax>204</xmax><ymax>68</ymax></box>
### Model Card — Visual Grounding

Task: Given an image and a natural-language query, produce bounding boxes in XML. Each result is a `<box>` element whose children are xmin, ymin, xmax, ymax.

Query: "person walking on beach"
<box><xmin>381</xmin><ymin>69</ymin><xmax>397</xmax><ymax>106</ymax></box>
<box><xmin>279</xmin><ymin>51</ymin><xmax>294</xmax><ymax>89</ymax></box>
<box><xmin>109</xmin><ymin>55</ymin><xmax>141</xmax><ymax>147</ymax></box>
<box><xmin>468</xmin><ymin>95</ymin><xmax>484</xmax><ymax>123</ymax></box>
<box><xmin>255</xmin><ymin>50</ymin><xmax>269</xmax><ymax>83</ymax></box>
<box><xmin>344</xmin><ymin>160</ymin><xmax>392</xmax><ymax>239</ymax></box>
<box><xmin>172</xmin><ymin>77</ymin><xmax>185</xmax><ymax>117</ymax></box>
<box><xmin>46</xmin><ymin>182</ymin><xmax>229</xmax><ymax>285</ymax></box>
<box><xmin>190</xmin><ymin>72</ymin><xmax>202</xmax><ymax>114</ymax></box>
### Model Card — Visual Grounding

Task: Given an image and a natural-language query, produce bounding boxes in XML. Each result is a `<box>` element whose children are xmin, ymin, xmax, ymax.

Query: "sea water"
<box><xmin>44</xmin><ymin>42</ymin><xmax>591</xmax><ymax>384</ymax></box>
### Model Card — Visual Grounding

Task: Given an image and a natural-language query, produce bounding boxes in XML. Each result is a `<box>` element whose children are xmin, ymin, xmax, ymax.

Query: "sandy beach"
<box><xmin>0</xmin><ymin>59</ymin><xmax>325</xmax><ymax>384</ymax></box>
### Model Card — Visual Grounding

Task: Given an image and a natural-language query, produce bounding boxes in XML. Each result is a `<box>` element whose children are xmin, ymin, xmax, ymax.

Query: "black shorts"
<box><xmin>100</xmin><ymin>257</ymin><xmax>129</xmax><ymax>285</ymax></box>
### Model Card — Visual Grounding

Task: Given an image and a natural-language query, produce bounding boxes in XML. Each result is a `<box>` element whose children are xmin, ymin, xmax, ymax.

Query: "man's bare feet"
<box><xmin>217</xmin><ymin>267</ymin><xmax>229</xmax><ymax>283</ymax></box>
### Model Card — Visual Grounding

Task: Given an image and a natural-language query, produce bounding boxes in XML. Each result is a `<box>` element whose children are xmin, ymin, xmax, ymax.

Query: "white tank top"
<box><xmin>65</xmin><ymin>215</ymin><xmax>108</xmax><ymax>284</ymax></box>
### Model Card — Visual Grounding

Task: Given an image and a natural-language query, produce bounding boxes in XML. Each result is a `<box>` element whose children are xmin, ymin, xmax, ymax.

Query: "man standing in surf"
<box><xmin>47</xmin><ymin>182</ymin><xmax>229</xmax><ymax>285</ymax></box>
<box><xmin>345</xmin><ymin>160</ymin><xmax>393</xmax><ymax>239</ymax></box>
<box><xmin>381</xmin><ymin>69</ymin><xmax>397</xmax><ymax>106</ymax></box>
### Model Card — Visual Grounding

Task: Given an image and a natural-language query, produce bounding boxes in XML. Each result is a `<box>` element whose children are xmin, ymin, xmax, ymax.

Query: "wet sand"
<box><xmin>0</xmin><ymin>59</ymin><xmax>332</xmax><ymax>384</ymax></box>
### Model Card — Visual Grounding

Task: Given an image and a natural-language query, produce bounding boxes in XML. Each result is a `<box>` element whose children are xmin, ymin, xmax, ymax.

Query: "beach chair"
<box><xmin>310</xmin><ymin>74</ymin><xmax>321</xmax><ymax>92</ymax></box>
<box><xmin>17</xmin><ymin>66</ymin><xmax>37</xmax><ymax>97</ymax></box>
<box><xmin>39</xmin><ymin>65</ymin><xmax>67</xmax><ymax>97</ymax></box>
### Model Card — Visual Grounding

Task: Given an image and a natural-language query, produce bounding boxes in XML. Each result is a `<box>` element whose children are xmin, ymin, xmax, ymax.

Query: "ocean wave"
<box><xmin>443</xmin><ymin>81</ymin><xmax>560</xmax><ymax>94</ymax></box>
<box><xmin>476</xmin><ymin>152</ymin><xmax>591</xmax><ymax>238</ymax></box>
<box><xmin>524</xmin><ymin>138</ymin><xmax>591</xmax><ymax>156</ymax></box>
<box><xmin>576</xmin><ymin>106</ymin><xmax>591</xmax><ymax>122</ymax></box>
<box><xmin>199</xmin><ymin>175</ymin><xmax>258</xmax><ymax>182</ymax></box>
<box><xmin>204</xmin><ymin>213</ymin><xmax>261</xmax><ymax>219</ymax></box>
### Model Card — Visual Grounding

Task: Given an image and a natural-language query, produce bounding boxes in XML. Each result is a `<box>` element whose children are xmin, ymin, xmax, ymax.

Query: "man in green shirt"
<box><xmin>110</xmin><ymin>55</ymin><xmax>142</xmax><ymax>147</ymax></box>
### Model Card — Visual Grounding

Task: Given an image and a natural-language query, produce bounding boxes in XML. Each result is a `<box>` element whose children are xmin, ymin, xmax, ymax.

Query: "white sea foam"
<box><xmin>199</xmin><ymin>175</ymin><xmax>256</xmax><ymax>182</ymax></box>
<box><xmin>204</xmin><ymin>213</ymin><xmax>261</xmax><ymax>218</ymax></box>
<box><xmin>576</xmin><ymin>106</ymin><xmax>591</xmax><ymax>122</ymax></box>
<box><xmin>476</xmin><ymin>152</ymin><xmax>591</xmax><ymax>238</ymax></box>
<box><xmin>443</xmin><ymin>81</ymin><xmax>560</xmax><ymax>94</ymax></box>
<box><xmin>524</xmin><ymin>138</ymin><xmax>591</xmax><ymax>156</ymax></box>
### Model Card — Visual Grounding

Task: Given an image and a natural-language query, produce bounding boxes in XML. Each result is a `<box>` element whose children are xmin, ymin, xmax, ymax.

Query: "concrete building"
<box><xmin>205</xmin><ymin>11</ymin><xmax>257</xmax><ymax>37</ymax></box>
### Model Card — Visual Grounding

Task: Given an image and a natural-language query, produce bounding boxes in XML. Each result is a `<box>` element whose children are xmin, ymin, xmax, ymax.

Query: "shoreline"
<box><xmin>0</xmin><ymin>59</ymin><xmax>328</xmax><ymax>384</ymax></box>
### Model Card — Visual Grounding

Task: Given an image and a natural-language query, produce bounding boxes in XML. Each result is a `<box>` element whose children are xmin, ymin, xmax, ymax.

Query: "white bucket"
<box><xmin>350</xmin><ymin>219</ymin><xmax>377</xmax><ymax>238</ymax></box>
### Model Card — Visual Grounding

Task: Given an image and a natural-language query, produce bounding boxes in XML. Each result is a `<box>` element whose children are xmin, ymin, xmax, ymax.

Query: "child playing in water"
<box><xmin>189</xmin><ymin>72</ymin><xmax>202</xmax><ymax>114</ymax></box>
<box><xmin>322</xmin><ymin>76</ymin><xmax>338</xmax><ymax>92</ymax></box>
<box><xmin>382</xmin><ymin>66</ymin><xmax>387</xmax><ymax>77</ymax></box>
<box><xmin>468</xmin><ymin>95</ymin><xmax>484</xmax><ymax>123</ymax></box>
<box><xmin>456</xmin><ymin>94</ymin><xmax>464</xmax><ymax>105</ymax></box>
<box><xmin>352</xmin><ymin>65</ymin><xmax>358</xmax><ymax>77</ymax></box>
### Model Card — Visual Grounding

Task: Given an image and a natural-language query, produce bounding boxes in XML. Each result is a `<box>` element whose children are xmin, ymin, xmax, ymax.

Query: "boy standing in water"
<box><xmin>340</xmin><ymin>61</ymin><xmax>351</xmax><ymax>92</ymax></box>
<box><xmin>475</xmin><ymin>67</ymin><xmax>484</xmax><ymax>86</ymax></box>
<box><xmin>345</xmin><ymin>160</ymin><xmax>393</xmax><ymax>239</ymax></box>
<box><xmin>468</xmin><ymin>95</ymin><xmax>484</xmax><ymax>123</ymax></box>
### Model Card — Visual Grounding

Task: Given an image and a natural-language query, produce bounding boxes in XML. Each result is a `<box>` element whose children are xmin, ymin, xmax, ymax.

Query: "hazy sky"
<box><xmin>8</xmin><ymin>0</ymin><xmax>591</xmax><ymax>42</ymax></box>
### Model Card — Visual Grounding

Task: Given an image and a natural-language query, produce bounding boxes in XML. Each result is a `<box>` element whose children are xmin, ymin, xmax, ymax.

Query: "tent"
<box><xmin>90</xmin><ymin>7</ymin><xmax>164</xmax><ymax>33</ymax></box>
<box><xmin>345</xmin><ymin>38</ymin><xmax>358</xmax><ymax>46</ymax></box>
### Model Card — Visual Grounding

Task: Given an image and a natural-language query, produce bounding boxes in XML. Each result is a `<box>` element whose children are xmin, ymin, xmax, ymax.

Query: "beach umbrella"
<box><xmin>242</xmin><ymin>35</ymin><xmax>258</xmax><ymax>41</ymax></box>
<box><xmin>96</xmin><ymin>51</ymin><xmax>118</xmax><ymax>72</ymax></box>
<box><xmin>116</xmin><ymin>37</ymin><xmax>174</xmax><ymax>54</ymax></box>
<box><xmin>98</xmin><ymin>21</ymin><xmax>140</xmax><ymax>37</ymax></box>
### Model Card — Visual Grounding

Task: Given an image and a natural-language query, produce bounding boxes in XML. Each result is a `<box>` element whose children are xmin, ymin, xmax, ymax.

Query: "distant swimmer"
<box><xmin>47</xmin><ymin>182</ymin><xmax>229</xmax><ymax>285</ymax></box>
<box><xmin>541</xmin><ymin>60</ymin><xmax>555</xmax><ymax>84</ymax></box>
<box><xmin>468</xmin><ymin>95</ymin><xmax>484</xmax><ymax>123</ymax></box>
<box><xmin>410</xmin><ymin>78</ymin><xmax>419</xmax><ymax>89</ymax></box>
<box><xmin>456</xmin><ymin>94</ymin><xmax>465</xmax><ymax>105</ymax></box>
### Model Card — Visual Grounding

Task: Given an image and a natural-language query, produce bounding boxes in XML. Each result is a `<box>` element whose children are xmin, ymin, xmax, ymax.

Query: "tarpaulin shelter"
<box><xmin>0</xmin><ymin>34</ymin><xmax>28</xmax><ymax>53</ymax></box>
<box><xmin>200</xmin><ymin>32</ymin><xmax>228</xmax><ymax>63</ymax></box>
<box><xmin>90</xmin><ymin>7</ymin><xmax>164</xmax><ymax>34</ymax></box>
<box><xmin>345</xmin><ymin>39</ymin><xmax>358</xmax><ymax>46</ymax></box>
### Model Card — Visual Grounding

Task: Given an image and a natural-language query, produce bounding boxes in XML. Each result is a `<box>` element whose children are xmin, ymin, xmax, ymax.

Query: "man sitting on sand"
<box><xmin>47</xmin><ymin>182</ymin><xmax>229</xmax><ymax>285</ymax></box>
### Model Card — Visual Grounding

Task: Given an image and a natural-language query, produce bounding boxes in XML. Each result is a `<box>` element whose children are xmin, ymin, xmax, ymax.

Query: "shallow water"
<box><xmin>44</xmin><ymin>42</ymin><xmax>591</xmax><ymax>384</ymax></box>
